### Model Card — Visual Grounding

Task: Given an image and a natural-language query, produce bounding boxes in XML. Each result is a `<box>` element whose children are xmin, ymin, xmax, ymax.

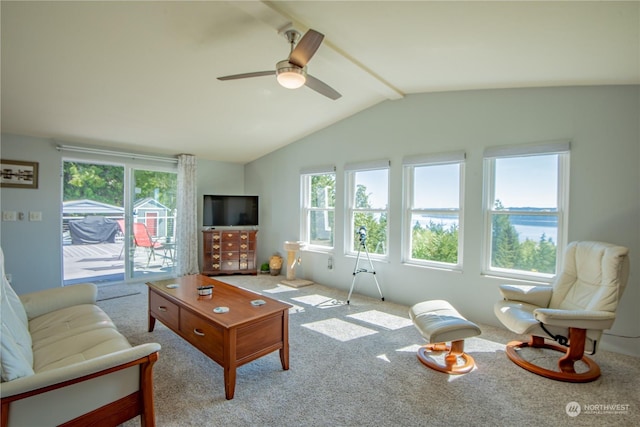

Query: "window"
<box><xmin>403</xmin><ymin>151</ymin><xmax>465</xmax><ymax>268</ymax></box>
<box><xmin>483</xmin><ymin>141</ymin><xmax>570</xmax><ymax>280</ymax></box>
<box><xmin>346</xmin><ymin>160</ymin><xmax>390</xmax><ymax>257</ymax></box>
<box><xmin>301</xmin><ymin>167</ymin><xmax>335</xmax><ymax>250</ymax></box>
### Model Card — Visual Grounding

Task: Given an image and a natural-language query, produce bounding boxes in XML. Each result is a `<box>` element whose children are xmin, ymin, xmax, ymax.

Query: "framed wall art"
<box><xmin>1</xmin><ymin>159</ymin><xmax>39</xmax><ymax>189</ymax></box>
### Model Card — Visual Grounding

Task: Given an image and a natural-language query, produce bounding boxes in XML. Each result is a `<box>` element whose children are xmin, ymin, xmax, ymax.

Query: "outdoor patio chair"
<box><xmin>116</xmin><ymin>220</ymin><xmax>164</xmax><ymax>267</ymax></box>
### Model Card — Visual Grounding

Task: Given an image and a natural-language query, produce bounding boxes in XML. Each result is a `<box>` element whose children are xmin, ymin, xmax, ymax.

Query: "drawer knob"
<box><xmin>193</xmin><ymin>329</ymin><xmax>205</xmax><ymax>337</ymax></box>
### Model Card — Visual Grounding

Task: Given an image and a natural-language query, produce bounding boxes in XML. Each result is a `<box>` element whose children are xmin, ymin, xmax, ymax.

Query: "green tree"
<box><xmin>353</xmin><ymin>184</ymin><xmax>387</xmax><ymax>254</ymax></box>
<box><xmin>133</xmin><ymin>170</ymin><xmax>177</xmax><ymax>209</ymax></box>
<box><xmin>491</xmin><ymin>200</ymin><xmax>520</xmax><ymax>269</ymax></box>
<box><xmin>63</xmin><ymin>162</ymin><xmax>124</xmax><ymax>205</ymax></box>
<box><xmin>412</xmin><ymin>221</ymin><xmax>458</xmax><ymax>263</ymax></box>
<box><xmin>309</xmin><ymin>174</ymin><xmax>335</xmax><ymax>245</ymax></box>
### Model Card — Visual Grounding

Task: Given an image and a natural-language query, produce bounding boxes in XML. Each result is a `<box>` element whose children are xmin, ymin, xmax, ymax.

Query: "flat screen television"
<box><xmin>203</xmin><ymin>195</ymin><xmax>259</xmax><ymax>227</ymax></box>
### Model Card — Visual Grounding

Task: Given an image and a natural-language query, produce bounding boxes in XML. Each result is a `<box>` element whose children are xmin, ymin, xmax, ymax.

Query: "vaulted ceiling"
<box><xmin>2</xmin><ymin>1</ymin><xmax>638</xmax><ymax>164</ymax></box>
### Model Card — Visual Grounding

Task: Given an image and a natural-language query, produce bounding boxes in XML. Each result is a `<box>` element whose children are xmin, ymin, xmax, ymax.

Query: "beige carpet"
<box><xmin>96</xmin><ymin>275</ymin><xmax>639</xmax><ymax>427</ymax></box>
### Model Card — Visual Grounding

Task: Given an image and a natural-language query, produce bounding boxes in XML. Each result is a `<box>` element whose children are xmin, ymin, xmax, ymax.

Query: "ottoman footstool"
<box><xmin>409</xmin><ymin>300</ymin><xmax>481</xmax><ymax>374</ymax></box>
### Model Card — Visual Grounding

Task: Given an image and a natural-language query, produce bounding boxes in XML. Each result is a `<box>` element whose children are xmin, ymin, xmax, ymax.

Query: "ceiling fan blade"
<box><xmin>305</xmin><ymin>74</ymin><xmax>341</xmax><ymax>100</ymax></box>
<box><xmin>288</xmin><ymin>29</ymin><xmax>324</xmax><ymax>68</ymax></box>
<box><xmin>217</xmin><ymin>70</ymin><xmax>274</xmax><ymax>81</ymax></box>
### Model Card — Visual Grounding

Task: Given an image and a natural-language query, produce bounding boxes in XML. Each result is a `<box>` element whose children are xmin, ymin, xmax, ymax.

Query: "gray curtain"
<box><xmin>176</xmin><ymin>154</ymin><xmax>199</xmax><ymax>275</ymax></box>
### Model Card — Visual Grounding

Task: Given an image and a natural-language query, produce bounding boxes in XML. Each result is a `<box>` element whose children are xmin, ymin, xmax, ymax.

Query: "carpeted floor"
<box><xmin>96</xmin><ymin>275</ymin><xmax>640</xmax><ymax>427</ymax></box>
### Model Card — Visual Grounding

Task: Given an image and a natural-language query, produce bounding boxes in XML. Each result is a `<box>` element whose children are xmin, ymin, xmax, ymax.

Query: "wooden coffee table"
<box><xmin>146</xmin><ymin>275</ymin><xmax>291</xmax><ymax>399</ymax></box>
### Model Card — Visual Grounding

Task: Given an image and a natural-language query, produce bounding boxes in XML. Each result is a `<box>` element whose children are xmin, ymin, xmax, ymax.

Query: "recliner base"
<box><xmin>417</xmin><ymin>340</ymin><xmax>476</xmax><ymax>375</ymax></box>
<box><xmin>506</xmin><ymin>330</ymin><xmax>601</xmax><ymax>383</ymax></box>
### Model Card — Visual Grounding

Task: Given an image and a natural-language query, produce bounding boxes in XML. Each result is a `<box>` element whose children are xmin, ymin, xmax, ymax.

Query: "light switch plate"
<box><xmin>29</xmin><ymin>211</ymin><xmax>42</xmax><ymax>221</ymax></box>
<box><xmin>2</xmin><ymin>211</ymin><xmax>17</xmax><ymax>221</ymax></box>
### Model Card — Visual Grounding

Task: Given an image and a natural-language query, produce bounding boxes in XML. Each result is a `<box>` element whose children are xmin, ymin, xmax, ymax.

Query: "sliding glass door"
<box><xmin>62</xmin><ymin>157</ymin><xmax>177</xmax><ymax>285</ymax></box>
<box><xmin>130</xmin><ymin>168</ymin><xmax>177</xmax><ymax>279</ymax></box>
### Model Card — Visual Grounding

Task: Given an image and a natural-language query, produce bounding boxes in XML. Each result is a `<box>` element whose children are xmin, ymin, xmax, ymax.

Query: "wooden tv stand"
<box><xmin>202</xmin><ymin>229</ymin><xmax>257</xmax><ymax>276</ymax></box>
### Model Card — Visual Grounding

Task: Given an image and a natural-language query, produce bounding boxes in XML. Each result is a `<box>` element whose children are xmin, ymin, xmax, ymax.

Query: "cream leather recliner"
<box><xmin>494</xmin><ymin>241</ymin><xmax>629</xmax><ymax>382</ymax></box>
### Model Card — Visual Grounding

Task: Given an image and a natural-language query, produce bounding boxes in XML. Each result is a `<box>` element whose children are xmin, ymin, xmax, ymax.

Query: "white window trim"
<box><xmin>481</xmin><ymin>141</ymin><xmax>570</xmax><ymax>282</ymax></box>
<box><xmin>300</xmin><ymin>166</ymin><xmax>336</xmax><ymax>252</ymax></box>
<box><xmin>402</xmin><ymin>151</ymin><xmax>465</xmax><ymax>270</ymax></box>
<box><xmin>345</xmin><ymin>160</ymin><xmax>390</xmax><ymax>259</ymax></box>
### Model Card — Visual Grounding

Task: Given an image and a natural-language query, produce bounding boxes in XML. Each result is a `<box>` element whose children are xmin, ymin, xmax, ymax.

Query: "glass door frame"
<box><xmin>61</xmin><ymin>150</ymin><xmax>178</xmax><ymax>285</ymax></box>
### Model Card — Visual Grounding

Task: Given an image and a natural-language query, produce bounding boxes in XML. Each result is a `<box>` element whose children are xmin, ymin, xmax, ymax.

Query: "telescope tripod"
<box><xmin>347</xmin><ymin>239</ymin><xmax>384</xmax><ymax>305</ymax></box>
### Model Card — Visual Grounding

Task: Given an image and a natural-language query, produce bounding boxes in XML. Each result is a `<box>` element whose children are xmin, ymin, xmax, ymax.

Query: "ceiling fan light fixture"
<box><xmin>276</xmin><ymin>61</ymin><xmax>306</xmax><ymax>89</ymax></box>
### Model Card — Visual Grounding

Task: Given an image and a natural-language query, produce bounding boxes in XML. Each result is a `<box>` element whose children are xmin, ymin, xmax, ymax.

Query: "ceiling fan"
<box><xmin>217</xmin><ymin>29</ymin><xmax>341</xmax><ymax>100</ymax></box>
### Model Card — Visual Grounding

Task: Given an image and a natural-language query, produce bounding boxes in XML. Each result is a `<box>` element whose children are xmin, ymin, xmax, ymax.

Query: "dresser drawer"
<box><xmin>221</xmin><ymin>231</ymin><xmax>239</xmax><ymax>241</ymax></box>
<box><xmin>221</xmin><ymin>260</ymin><xmax>239</xmax><ymax>271</ymax></box>
<box><xmin>222</xmin><ymin>240</ymin><xmax>239</xmax><ymax>251</ymax></box>
<box><xmin>149</xmin><ymin>291</ymin><xmax>179</xmax><ymax>329</ymax></box>
<box><xmin>180</xmin><ymin>309</ymin><xmax>224</xmax><ymax>362</ymax></box>
<box><xmin>222</xmin><ymin>251</ymin><xmax>238</xmax><ymax>260</ymax></box>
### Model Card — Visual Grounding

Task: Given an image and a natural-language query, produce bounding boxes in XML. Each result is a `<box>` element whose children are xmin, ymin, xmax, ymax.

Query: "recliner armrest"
<box><xmin>498</xmin><ymin>284</ymin><xmax>552</xmax><ymax>307</ymax></box>
<box><xmin>0</xmin><ymin>343</ymin><xmax>161</xmax><ymax>399</ymax></box>
<box><xmin>534</xmin><ymin>308</ymin><xmax>616</xmax><ymax>330</ymax></box>
<box><xmin>19</xmin><ymin>283</ymin><xmax>97</xmax><ymax>319</ymax></box>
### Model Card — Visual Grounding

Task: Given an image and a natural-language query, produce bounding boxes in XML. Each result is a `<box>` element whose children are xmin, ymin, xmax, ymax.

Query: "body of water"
<box><xmin>416</xmin><ymin>216</ymin><xmax>557</xmax><ymax>243</ymax></box>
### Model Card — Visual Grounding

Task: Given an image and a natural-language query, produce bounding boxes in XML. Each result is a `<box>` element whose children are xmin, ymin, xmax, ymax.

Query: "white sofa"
<box><xmin>0</xmin><ymin>248</ymin><xmax>160</xmax><ymax>427</ymax></box>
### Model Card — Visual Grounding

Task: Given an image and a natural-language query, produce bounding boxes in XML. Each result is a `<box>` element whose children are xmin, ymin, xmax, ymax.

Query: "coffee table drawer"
<box><xmin>180</xmin><ymin>309</ymin><xmax>224</xmax><ymax>362</ymax></box>
<box><xmin>149</xmin><ymin>290</ymin><xmax>179</xmax><ymax>329</ymax></box>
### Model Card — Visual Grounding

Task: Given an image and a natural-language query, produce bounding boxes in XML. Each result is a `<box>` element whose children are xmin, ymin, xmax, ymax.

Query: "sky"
<box><xmin>354</xmin><ymin>154</ymin><xmax>558</xmax><ymax>209</ymax></box>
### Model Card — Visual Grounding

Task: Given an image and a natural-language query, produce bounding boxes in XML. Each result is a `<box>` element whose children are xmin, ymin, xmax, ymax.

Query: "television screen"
<box><xmin>203</xmin><ymin>195</ymin><xmax>259</xmax><ymax>227</ymax></box>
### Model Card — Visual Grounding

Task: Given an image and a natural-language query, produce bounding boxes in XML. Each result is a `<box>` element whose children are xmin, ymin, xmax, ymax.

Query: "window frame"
<box><xmin>402</xmin><ymin>151</ymin><xmax>465</xmax><ymax>270</ymax></box>
<box><xmin>300</xmin><ymin>166</ymin><xmax>336</xmax><ymax>252</ymax></box>
<box><xmin>482</xmin><ymin>141</ymin><xmax>570</xmax><ymax>282</ymax></box>
<box><xmin>345</xmin><ymin>160</ymin><xmax>390</xmax><ymax>259</ymax></box>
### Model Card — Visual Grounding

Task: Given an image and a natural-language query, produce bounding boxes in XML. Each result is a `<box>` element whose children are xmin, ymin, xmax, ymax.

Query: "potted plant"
<box><xmin>260</xmin><ymin>262</ymin><xmax>270</xmax><ymax>274</ymax></box>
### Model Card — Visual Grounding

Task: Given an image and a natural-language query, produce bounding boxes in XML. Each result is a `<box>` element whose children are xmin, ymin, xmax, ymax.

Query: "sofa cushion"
<box><xmin>1</xmin><ymin>255</ymin><xmax>34</xmax><ymax>381</ymax></box>
<box><xmin>33</xmin><ymin>327</ymin><xmax>132</xmax><ymax>372</ymax></box>
<box><xmin>1</xmin><ymin>322</ymin><xmax>35</xmax><ymax>382</ymax></box>
<box><xmin>29</xmin><ymin>304</ymin><xmax>116</xmax><ymax>347</ymax></box>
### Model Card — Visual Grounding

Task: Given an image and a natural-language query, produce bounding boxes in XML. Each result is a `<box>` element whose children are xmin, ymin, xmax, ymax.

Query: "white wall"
<box><xmin>245</xmin><ymin>86</ymin><xmax>640</xmax><ymax>357</ymax></box>
<box><xmin>0</xmin><ymin>133</ymin><xmax>245</xmax><ymax>293</ymax></box>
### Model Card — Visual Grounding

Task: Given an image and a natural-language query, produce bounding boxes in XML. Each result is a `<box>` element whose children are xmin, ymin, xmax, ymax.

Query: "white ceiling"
<box><xmin>2</xmin><ymin>1</ymin><xmax>638</xmax><ymax>164</ymax></box>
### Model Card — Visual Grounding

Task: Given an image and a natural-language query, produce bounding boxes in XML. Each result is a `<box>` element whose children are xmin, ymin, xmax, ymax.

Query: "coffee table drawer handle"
<box><xmin>158</xmin><ymin>306</ymin><xmax>168</xmax><ymax>312</ymax></box>
<box><xmin>194</xmin><ymin>329</ymin><xmax>205</xmax><ymax>337</ymax></box>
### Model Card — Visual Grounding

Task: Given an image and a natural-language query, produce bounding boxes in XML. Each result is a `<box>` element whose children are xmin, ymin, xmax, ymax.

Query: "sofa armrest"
<box><xmin>498</xmin><ymin>284</ymin><xmax>552</xmax><ymax>307</ymax></box>
<box><xmin>19</xmin><ymin>283</ymin><xmax>97</xmax><ymax>319</ymax></box>
<box><xmin>534</xmin><ymin>308</ymin><xmax>616</xmax><ymax>330</ymax></box>
<box><xmin>0</xmin><ymin>343</ymin><xmax>160</xmax><ymax>399</ymax></box>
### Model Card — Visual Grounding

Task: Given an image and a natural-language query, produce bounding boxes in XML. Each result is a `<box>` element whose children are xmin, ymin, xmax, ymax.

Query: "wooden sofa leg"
<box><xmin>2</xmin><ymin>400</ymin><xmax>9</xmax><ymax>427</ymax></box>
<box><xmin>140</xmin><ymin>352</ymin><xmax>159</xmax><ymax>427</ymax></box>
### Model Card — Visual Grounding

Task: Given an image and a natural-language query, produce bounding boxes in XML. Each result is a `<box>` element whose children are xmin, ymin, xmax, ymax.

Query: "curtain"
<box><xmin>176</xmin><ymin>154</ymin><xmax>199</xmax><ymax>276</ymax></box>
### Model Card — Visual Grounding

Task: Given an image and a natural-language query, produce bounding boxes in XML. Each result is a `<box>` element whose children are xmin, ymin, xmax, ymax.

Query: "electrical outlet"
<box><xmin>2</xmin><ymin>211</ymin><xmax>17</xmax><ymax>221</ymax></box>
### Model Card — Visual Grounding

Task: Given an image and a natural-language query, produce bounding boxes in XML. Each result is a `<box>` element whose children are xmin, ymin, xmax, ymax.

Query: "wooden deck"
<box><xmin>63</xmin><ymin>242</ymin><xmax>175</xmax><ymax>285</ymax></box>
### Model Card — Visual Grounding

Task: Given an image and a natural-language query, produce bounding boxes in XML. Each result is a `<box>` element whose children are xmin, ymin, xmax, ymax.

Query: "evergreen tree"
<box><xmin>491</xmin><ymin>200</ymin><xmax>520</xmax><ymax>269</ymax></box>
